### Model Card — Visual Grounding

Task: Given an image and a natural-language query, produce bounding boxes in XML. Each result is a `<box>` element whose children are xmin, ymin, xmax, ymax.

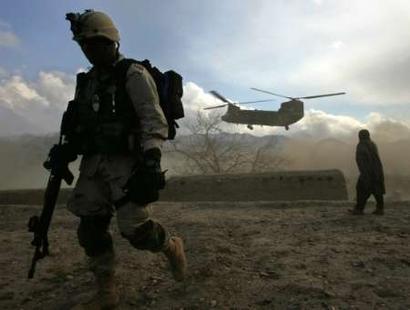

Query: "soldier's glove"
<box><xmin>123</xmin><ymin>148</ymin><xmax>166</xmax><ymax>205</ymax></box>
<box><xmin>43</xmin><ymin>144</ymin><xmax>77</xmax><ymax>172</ymax></box>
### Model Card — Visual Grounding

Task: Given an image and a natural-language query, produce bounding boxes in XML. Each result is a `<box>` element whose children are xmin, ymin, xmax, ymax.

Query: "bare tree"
<box><xmin>250</xmin><ymin>136</ymin><xmax>291</xmax><ymax>173</ymax></box>
<box><xmin>169</xmin><ymin>111</ymin><xmax>249</xmax><ymax>174</ymax></box>
<box><xmin>168</xmin><ymin>111</ymin><xmax>291</xmax><ymax>175</ymax></box>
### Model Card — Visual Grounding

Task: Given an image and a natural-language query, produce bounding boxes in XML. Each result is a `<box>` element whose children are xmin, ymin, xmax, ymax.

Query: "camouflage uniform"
<box><xmin>67</xmin><ymin>58</ymin><xmax>170</xmax><ymax>272</ymax></box>
<box><xmin>63</xmin><ymin>11</ymin><xmax>186</xmax><ymax>309</ymax></box>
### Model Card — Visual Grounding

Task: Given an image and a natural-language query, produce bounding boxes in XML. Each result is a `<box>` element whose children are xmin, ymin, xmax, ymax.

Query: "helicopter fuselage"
<box><xmin>221</xmin><ymin>100</ymin><xmax>304</xmax><ymax>128</ymax></box>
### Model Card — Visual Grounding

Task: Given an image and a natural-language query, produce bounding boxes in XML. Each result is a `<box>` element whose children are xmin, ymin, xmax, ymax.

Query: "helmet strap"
<box><xmin>115</xmin><ymin>42</ymin><xmax>120</xmax><ymax>57</ymax></box>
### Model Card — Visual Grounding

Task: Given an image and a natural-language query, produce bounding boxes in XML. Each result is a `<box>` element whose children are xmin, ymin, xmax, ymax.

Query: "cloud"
<box><xmin>0</xmin><ymin>75</ymin><xmax>47</xmax><ymax>109</ymax></box>
<box><xmin>0</xmin><ymin>30</ymin><xmax>20</xmax><ymax>47</ymax></box>
<box><xmin>180</xmin><ymin>82</ymin><xmax>410</xmax><ymax>141</ymax></box>
<box><xmin>0</xmin><ymin>66</ymin><xmax>7</xmax><ymax>78</ymax></box>
<box><xmin>0</xmin><ymin>70</ymin><xmax>75</xmax><ymax>134</ymax></box>
<box><xmin>291</xmin><ymin>110</ymin><xmax>410</xmax><ymax>142</ymax></box>
<box><xmin>290</xmin><ymin>1</ymin><xmax>410</xmax><ymax>105</ymax></box>
<box><xmin>0</xmin><ymin>21</ymin><xmax>20</xmax><ymax>47</ymax></box>
<box><xmin>180</xmin><ymin>82</ymin><xmax>279</xmax><ymax>136</ymax></box>
<box><xmin>35</xmin><ymin>71</ymin><xmax>76</xmax><ymax>108</ymax></box>
<box><xmin>1</xmin><ymin>73</ymin><xmax>408</xmax><ymax>143</ymax></box>
<box><xmin>182</xmin><ymin>82</ymin><xmax>221</xmax><ymax>113</ymax></box>
<box><xmin>183</xmin><ymin>1</ymin><xmax>410</xmax><ymax>108</ymax></box>
<box><xmin>291</xmin><ymin>109</ymin><xmax>363</xmax><ymax>138</ymax></box>
<box><xmin>366</xmin><ymin>113</ymin><xmax>410</xmax><ymax>142</ymax></box>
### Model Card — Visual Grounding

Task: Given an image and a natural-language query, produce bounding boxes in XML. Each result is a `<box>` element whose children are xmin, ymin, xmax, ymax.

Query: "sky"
<box><xmin>0</xmin><ymin>0</ymin><xmax>410</xmax><ymax>140</ymax></box>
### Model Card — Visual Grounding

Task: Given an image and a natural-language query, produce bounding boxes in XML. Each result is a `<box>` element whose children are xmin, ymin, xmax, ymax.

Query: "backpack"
<box><xmin>115</xmin><ymin>58</ymin><xmax>184</xmax><ymax>140</ymax></box>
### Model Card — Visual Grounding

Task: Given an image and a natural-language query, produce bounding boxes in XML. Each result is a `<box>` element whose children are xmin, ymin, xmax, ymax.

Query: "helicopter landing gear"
<box><xmin>247</xmin><ymin>124</ymin><xmax>254</xmax><ymax>130</ymax></box>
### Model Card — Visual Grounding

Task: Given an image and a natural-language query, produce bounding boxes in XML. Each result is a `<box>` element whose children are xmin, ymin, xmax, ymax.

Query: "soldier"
<box><xmin>350</xmin><ymin>129</ymin><xmax>385</xmax><ymax>215</ymax></box>
<box><xmin>59</xmin><ymin>10</ymin><xmax>187</xmax><ymax>309</ymax></box>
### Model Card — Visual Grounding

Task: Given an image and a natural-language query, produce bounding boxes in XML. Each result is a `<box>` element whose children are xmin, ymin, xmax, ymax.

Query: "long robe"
<box><xmin>356</xmin><ymin>140</ymin><xmax>385</xmax><ymax>195</ymax></box>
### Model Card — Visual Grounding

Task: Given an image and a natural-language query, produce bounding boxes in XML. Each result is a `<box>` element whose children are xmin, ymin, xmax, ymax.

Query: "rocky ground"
<box><xmin>0</xmin><ymin>201</ymin><xmax>409</xmax><ymax>309</ymax></box>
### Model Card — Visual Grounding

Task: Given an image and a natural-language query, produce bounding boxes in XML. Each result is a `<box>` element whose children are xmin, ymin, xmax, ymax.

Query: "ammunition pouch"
<box><xmin>89</xmin><ymin>122</ymin><xmax>133</xmax><ymax>154</ymax></box>
<box><xmin>60</xmin><ymin>99</ymin><xmax>141</xmax><ymax>156</ymax></box>
<box><xmin>63</xmin><ymin>67</ymin><xmax>141</xmax><ymax>156</ymax></box>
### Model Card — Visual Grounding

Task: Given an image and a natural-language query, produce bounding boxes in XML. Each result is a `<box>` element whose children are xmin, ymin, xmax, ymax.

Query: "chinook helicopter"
<box><xmin>205</xmin><ymin>88</ymin><xmax>346</xmax><ymax>130</ymax></box>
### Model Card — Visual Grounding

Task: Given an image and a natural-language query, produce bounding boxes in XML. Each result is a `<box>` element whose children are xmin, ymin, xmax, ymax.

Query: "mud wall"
<box><xmin>160</xmin><ymin>169</ymin><xmax>348</xmax><ymax>201</ymax></box>
<box><xmin>0</xmin><ymin>169</ymin><xmax>348</xmax><ymax>205</ymax></box>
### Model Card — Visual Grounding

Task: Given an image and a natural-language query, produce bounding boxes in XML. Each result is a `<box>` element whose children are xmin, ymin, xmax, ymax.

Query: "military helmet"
<box><xmin>66</xmin><ymin>10</ymin><xmax>120</xmax><ymax>43</ymax></box>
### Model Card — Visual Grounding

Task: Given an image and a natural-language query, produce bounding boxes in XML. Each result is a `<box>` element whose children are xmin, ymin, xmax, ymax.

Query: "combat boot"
<box><xmin>85</xmin><ymin>250</ymin><xmax>118</xmax><ymax>309</ymax></box>
<box><xmin>72</xmin><ymin>272</ymin><xmax>119</xmax><ymax>310</ymax></box>
<box><xmin>163</xmin><ymin>236</ymin><xmax>187</xmax><ymax>281</ymax></box>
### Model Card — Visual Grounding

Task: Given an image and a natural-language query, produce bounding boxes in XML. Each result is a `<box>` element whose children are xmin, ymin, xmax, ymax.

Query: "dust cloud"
<box><xmin>280</xmin><ymin>124</ymin><xmax>410</xmax><ymax>200</ymax></box>
<box><xmin>0</xmin><ymin>122</ymin><xmax>409</xmax><ymax>200</ymax></box>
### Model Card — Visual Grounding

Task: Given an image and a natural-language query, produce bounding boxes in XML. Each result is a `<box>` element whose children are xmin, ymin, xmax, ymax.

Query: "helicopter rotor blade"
<box><xmin>297</xmin><ymin>92</ymin><xmax>346</xmax><ymax>99</ymax></box>
<box><xmin>237</xmin><ymin>99</ymin><xmax>277</xmax><ymax>105</ymax></box>
<box><xmin>209</xmin><ymin>90</ymin><xmax>232</xmax><ymax>103</ymax></box>
<box><xmin>203</xmin><ymin>104</ymin><xmax>228</xmax><ymax>110</ymax></box>
<box><xmin>250</xmin><ymin>88</ymin><xmax>294</xmax><ymax>100</ymax></box>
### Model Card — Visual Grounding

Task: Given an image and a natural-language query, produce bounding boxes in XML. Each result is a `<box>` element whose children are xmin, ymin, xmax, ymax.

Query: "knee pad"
<box><xmin>121</xmin><ymin>220</ymin><xmax>166</xmax><ymax>252</ymax></box>
<box><xmin>78</xmin><ymin>216</ymin><xmax>113</xmax><ymax>257</ymax></box>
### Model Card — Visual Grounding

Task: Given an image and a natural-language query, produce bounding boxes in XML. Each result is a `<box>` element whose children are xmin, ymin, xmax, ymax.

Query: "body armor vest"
<box><xmin>70</xmin><ymin>67</ymin><xmax>140</xmax><ymax>155</ymax></box>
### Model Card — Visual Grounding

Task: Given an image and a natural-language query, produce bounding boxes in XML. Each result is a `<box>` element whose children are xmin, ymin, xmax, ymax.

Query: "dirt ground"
<box><xmin>0</xmin><ymin>201</ymin><xmax>409</xmax><ymax>310</ymax></box>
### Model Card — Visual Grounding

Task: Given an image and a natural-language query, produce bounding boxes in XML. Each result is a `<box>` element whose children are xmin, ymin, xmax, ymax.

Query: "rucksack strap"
<box><xmin>114</xmin><ymin>58</ymin><xmax>138</xmax><ymax>83</ymax></box>
<box><xmin>113</xmin><ymin>57</ymin><xmax>184</xmax><ymax>140</ymax></box>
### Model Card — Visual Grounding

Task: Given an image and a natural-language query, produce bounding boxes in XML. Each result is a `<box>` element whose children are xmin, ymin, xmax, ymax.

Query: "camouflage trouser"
<box><xmin>67</xmin><ymin>154</ymin><xmax>168</xmax><ymax>272</ymax></box>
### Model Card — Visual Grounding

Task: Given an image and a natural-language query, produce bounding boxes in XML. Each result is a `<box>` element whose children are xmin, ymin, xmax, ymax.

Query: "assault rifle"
<box><xmin>27</xmin><ymin>132</ymin><xmax>76</xmax><ymax>278</ymax></box>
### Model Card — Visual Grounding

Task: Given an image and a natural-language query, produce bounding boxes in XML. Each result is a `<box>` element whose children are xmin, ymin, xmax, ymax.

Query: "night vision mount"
<box><xmin>65</xmin><ymin>9</ymin><xmax>94</xmax><ymax>37</ymax></box>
